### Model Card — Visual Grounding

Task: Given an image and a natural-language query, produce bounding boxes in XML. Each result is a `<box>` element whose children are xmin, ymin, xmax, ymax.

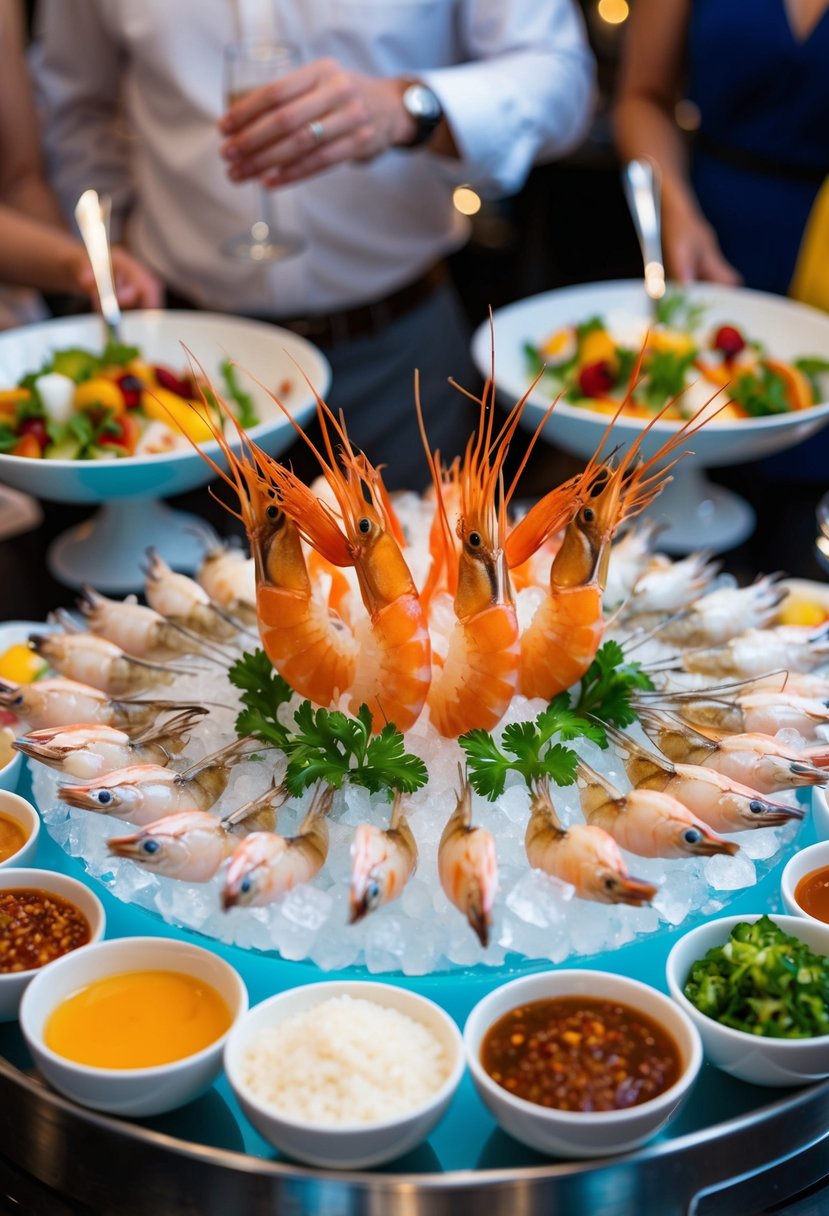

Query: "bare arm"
<box><xmin>0</xmin><ymin>0</ymin><xmax>65</xmax><ymax>227</ymax></box>
<box><xmin>614</xmin><ymin>0</ymin><xmax>740</xmax><ymax>285</ymax></box>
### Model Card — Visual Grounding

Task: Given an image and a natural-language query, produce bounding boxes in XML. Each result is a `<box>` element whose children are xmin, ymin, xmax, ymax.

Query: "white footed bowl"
<box><xmin>666</xmin><ymin>913</ymin><xmax>829</xmax><ymax>1086</ymax></box>
<box><xmin>20</xmin><ymin>936</ymin><xmax>248</xmax><ymax>1116</ymax></box>
<box><xmin>0</xmin><ymin>790</ymin><xmax>40</xmax><ymax>869</ymax></box>
<box><xmin>0</xmin><ymin>868</ymin><xmax>105</xmax><ymax>1022</ymax></box>
<box><xmin>463</xmin><ymin>969</ymin><xmax>702</xmax><ymax>1159</ymax></box>
<box><xmin>224</xmin><ymin>979</ymin><xmax>465</xmax><ymax>1169</ymax></box>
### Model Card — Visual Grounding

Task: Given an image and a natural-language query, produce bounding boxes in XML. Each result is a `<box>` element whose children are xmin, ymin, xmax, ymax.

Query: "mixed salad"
<box><xmin>526</xmin><ymin>293</ymin><xmax>829</xmax><ymax>421</ymax></box>
<box><xmin>0</xmin><ymin>339</ymin><xmax>260</xmax><ymax>460</ymax></box>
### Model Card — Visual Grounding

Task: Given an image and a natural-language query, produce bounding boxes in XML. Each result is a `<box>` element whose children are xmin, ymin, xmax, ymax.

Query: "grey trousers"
<box><xmin>283</xmin><ymin>280</ymin><xmax>483</xmax><ymax>493</ymax></box>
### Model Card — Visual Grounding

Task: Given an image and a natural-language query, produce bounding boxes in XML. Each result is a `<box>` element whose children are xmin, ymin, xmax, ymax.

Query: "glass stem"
<box><xmin>253</xmin><ymin>183</ymin><xmax>275</xmax><ymax>243</ymax></box>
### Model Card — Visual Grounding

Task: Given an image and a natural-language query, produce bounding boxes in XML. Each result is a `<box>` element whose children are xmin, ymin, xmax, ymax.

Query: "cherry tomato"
<box><xmin>578</xmin><ymin>361</ymin><xmax>616</xmax><ymax>398</ymax></box>
<box><xmin>713</xmin><ymin>325</ymin><xmax>746</xmax><ymax>359</ymax></box>
<box><xmin>98</xmin><ymin>412</ymin><xmax>141</xmax><ymax>455</ymax></box>
<box><xmin>16</xmin><ymin>418</ymin><xmax>49</xmax><ymax>448</ymax></box>
<box><xmin>11</xmin><ymin>432</ymin><xmax>42</xmax><ymax>458</ymax></box>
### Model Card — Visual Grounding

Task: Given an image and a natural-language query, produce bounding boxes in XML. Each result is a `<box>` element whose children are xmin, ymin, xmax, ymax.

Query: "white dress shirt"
<box><xmin>32</xmin><ymin>0</ymin><xmax>595</xmax><ymax>316</ymax></box>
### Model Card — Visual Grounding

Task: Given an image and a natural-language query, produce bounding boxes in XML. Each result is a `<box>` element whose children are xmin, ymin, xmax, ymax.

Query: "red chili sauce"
<box><xmin>481</xmin><ymin>996</ymin><xmax>681</xmax><ymax>1112</ymax></box>
<box><xmin>0</xmin><ymin>888</ymin><xmax>91</xmax><ymax>973</ymax></box>
<box><xmin>795</xmin><ymin>865</ymin><xmax>829</xmax><ymax>924</ymax></box>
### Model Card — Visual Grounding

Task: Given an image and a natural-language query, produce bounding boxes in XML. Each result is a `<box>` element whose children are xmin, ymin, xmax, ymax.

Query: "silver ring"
<box><xmin>308</xmin><ymin>119</ymin><xmax>325</xmax><ymax>145</ymax></box>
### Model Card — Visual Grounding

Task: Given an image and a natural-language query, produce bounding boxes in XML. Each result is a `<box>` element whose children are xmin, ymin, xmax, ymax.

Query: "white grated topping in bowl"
<box><xmin>240</xmin><ymin>994</ymin><xmax>450</xmax><ymax>1125</ymax></box>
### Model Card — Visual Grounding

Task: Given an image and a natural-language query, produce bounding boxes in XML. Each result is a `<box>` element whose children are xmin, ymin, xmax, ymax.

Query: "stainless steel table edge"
<box><xmin>2</xmin><ymin>1055</ymin><xmax>829</xmax><ymax>1216</ymax></box>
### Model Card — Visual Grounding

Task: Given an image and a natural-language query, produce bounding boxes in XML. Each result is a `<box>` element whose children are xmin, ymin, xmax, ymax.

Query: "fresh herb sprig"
<box><xmin>459</xmin><ymin>642</ymin><xmax>653</xmax><ymax>799</ymax></box>
<box><xmin>220</xmin><ymin>359</ymin><xmax>259</xmax><ymax>429</ymax></box>
<box><xmin>228</xmin><ymin>649</ymin><xmax>427</xmax><ymax>797</ymax></box>
<box><xmin>572</xmin><ymin>640</ymin><xmax>654</xmax><ymax>727</ymax></box>
<box><xmin>459</xmin><ymin>694</ymin><xmax>606</xmax><ymax>801</ymax></box>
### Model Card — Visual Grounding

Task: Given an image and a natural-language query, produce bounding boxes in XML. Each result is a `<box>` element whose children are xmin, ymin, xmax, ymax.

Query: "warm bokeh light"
<box><xmin>453</xmin><ymin>186</ymin><xmax>482</xmax><ymax>216</ymax></box>
<box><xmin>597</xmin><ymin>0</ymin><xmax>629</xmax><ymax>24</ymax></box>
<box><xmin>675</xmin><ymin>99</ymin><xmax>702</xmax><ymax>132</ymax></box>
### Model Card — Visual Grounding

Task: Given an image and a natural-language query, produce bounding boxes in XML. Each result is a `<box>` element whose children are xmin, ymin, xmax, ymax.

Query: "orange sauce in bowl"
<box><xmin>794</xmin><ymin>866</ymin><xmax>829</xmax><ymax>924</ymax></box>
<box><xmin>0</xmin><ymin>813</ymin><xmax>26</xmax><ymax>863</ymax></box>
<box><xmin>45</xmin><ymin>970</ymin><xmax>232</xmax><ymax>1068</ymax></box>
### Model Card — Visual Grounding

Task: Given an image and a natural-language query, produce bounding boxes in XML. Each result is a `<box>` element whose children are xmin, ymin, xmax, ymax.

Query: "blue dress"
<box><xmin>687</xmin><ymin>0</ymin><xmax>829</xmax><ymax>295</ymax></box>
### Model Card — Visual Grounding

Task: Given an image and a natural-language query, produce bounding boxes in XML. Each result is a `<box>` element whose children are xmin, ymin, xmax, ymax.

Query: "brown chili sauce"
<box><xmin>481</xmin><ymin>995</ymin><xmax>681</xmax><ymax>1112</ymax></box>
<box><xmin>0</xmin><ymin>888</ymin><xmax>91</xmax><ymax>973</ymax></box>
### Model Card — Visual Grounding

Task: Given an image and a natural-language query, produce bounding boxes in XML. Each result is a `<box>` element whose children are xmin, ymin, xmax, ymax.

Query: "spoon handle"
<box><xmin>622</xmin><ymin>158</ymin><xmax>666</xmax><ymax>312</ymax></box>
<box><xmin>74</xmin><ymin>189</ymin><xmax>122</xmax><ymax>344</ymax></box>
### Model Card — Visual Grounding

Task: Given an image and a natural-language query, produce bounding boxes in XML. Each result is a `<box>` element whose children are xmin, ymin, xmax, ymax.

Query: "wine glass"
<box><xmin>222</xmin><ymin>40</ymin><xmax>306</xmax><ymax>262</ymax></box>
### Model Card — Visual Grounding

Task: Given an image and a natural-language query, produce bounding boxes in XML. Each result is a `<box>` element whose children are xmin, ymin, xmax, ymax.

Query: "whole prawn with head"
<box><xmin>508</xmin><ymin>400</ymin><xmax>713</xmax><ymax>702</ymax></box>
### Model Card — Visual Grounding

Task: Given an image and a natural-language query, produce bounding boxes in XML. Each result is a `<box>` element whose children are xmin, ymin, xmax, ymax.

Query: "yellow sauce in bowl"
<box><xmin>0</xmin><ymin>813</ymin><xmax>26</xmax><ymax>863</ymax></box>
<box><xmin>45</xmin><ymin>969</ymin><xmax>232</xmax><ymax>1068</ymax></box>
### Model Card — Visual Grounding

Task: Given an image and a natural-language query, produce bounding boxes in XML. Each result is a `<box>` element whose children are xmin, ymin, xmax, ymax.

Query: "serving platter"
<box><xmin>1</xmin><ymin>766</ymin><xmax>828</xmax><ymax>1216</ymax></box>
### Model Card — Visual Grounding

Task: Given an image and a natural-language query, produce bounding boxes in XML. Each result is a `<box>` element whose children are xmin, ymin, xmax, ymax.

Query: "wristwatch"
<box><xmin>401</xmin><ymin>82</ymin><xmax>443</xmax><ymax>148</ymax></box>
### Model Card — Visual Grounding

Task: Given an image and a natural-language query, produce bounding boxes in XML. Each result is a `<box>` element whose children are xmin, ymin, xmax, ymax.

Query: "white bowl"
<box><xmin>666</xmin><ymin>913</ymin><xmax>829</xmax><ymax>1086</ymax></box>
<box><xmin>473</xmin><ymin>281</ymin><xmax>829</xmax><ymax>470</ymax></box>
<box><xmin>812</xmin><ymin>785</ymin><xmax>829</xmax><ymax>842</ymax></box>
<box><xmin>0</xmin><ymin>310</ymin><xmax>329</xmax><ymax>504</ymax></box>
<box><xmin>0</xmin><ymin>733</ymin><xmax>21</xmax><ymax>794</ymax></box>
<box><xmin>781</xmin><ymin>841</ymin><xmax>829</xmax><ymax>921</ymax></box>
<box><xmin>463</xmin><ymin>969</ymin><xmax>702</xmax><ymax>1159</ymax></box>
<box><xmin>0</xmin><ymin>867</ymin><xmax>105</xmax><ymax>1021</ymax></box>
<box><xmin>0</xmin><ymin>311</ymin><xmax>331</xmax><ymax>590</ymax></box>
<box><xmin>0</xmin><ymin>790</ymin><xmax>40</xmax><ymax>868</ymax></box>
<box><xmin>473</xmin><ymin>282</ymin><xmax>829</xmax><ymax>552</ymax></box>
<box><xmin>0</xmin><ymin>620</ymin><xmax>55</xmax><ymax>789</ymax></box>
<box><xmin>224</xmin><ymin>979</ymin><xmax>465</xmax><ymax>1168</ymax></box>
<box><xmin>20</xmin><ymin>936</ymin><xmax>248</xmax><ymax>1116</ymax></box>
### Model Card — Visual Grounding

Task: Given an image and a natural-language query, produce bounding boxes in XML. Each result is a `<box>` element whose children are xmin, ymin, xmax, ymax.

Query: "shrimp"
<box><xmin>349</xmin><ymin>791</ymin><xmax>418</xmax><ymax>923</ymax></box>
<box><xmin>0</xmin><ymin>675</ymin><xmax>210</xmax><ymax>734</ymax></box>
<box><xmin>525</xmin><ymin>778</ymin><xmax>657</xmax><ymax>905</ymax></box>
<box><xmin>602</xmin><ymin>519</ymin><xmax>671</xmax><ymax>609</ymax></box>
<box><xmin>13</xmin><ymin>708</ymin><xmax>206</xmax><ymax>779</ymax></box>
<box><xmin>106</xmin><ymin>784</ymin><xmax>287</xmax><ymax>881</ymax></box>
<box><xmin>616</xmin><ymin>547</ymin><xmax>720</xmax><ymax>617</ymax></box>
<box><xmin>221</xmin><ymin>783</ymin><xmax>333</xmax><ymax>909</ymax></box>
<box><xmin>419</xmin><ymin>378</ymin><xmax>526</xmax><ymax>736</ymax></box>
<box><xmin>512</xmin><ymin>403</ymin><xmax>709</xmax><ymax>701</ymax></box>
<box><xmin>669</xmin><ymin>691</ymin><xmax>829</xmax><ymax>739</ymax></box>
<box><xmin>576</xmin><ymin>760</ymin><xmax>737</xmax><ymax>858</ymax></box>
<box><xmin>437</xmin><ymin>774</ymin><xmax>498</xmax><ymax>947</ymax></box>
<box><xmin>624</xmin><ymin>575</ymin><xmax>785</xmax><ymax>647</ymax></box>
<box><xmin>673</xmin><ymin>625</ymin><xmax>829</xmax><ymax>679</ymax></box>
<box><xmin>638</xmin><ymin>707</ymin><xmax>829</xmax><ymax>793</ymax></box>
<box><xmin>269</xmin><ymin>390</ymin><xmax>431</xmax><ymax>731</ymax></box>
<box><xmin>173</xmin><ymin>373</ymin><xmax>359</xmax><ymax>709</ymax></box>
<box><xmin>143</xmin><ymin>549</ymin><xmax>243</xmax><ymax>642</ymax></box>
<box><xmin>29</xmin><ymin>630</ymin><xmax>188</xmax><ymax>697</ymax></box>
<box><xmin>604</xmin><ymin>724</ymin><xmax>803</xmax><ymax>833</ymax></box>
<box><xmin>76</xmin><ymin>586</ymin><xmax>215</xmax><ymax>661</ymax></box>
<box><xmin>59</xmin><ymin>737</ymin><xmax>252</xmax><ymax>824</ymax></box>
<box><xmin>196</xmin><ymin>541</ymin><xmax>257</xmax><ymax>625</ymax></box>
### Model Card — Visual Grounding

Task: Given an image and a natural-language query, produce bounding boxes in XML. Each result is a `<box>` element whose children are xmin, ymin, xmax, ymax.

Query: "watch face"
<box><xmin>405</xmin><ymin>84</ymin><xmax>442</xmax><ymax>123</ymax></box>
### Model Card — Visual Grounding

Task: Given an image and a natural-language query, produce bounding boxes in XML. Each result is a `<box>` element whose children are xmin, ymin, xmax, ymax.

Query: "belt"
<box><xmin>270</xmin><ymin>261</ymin><xmax>449</xmax><ymax>347</ymax></box>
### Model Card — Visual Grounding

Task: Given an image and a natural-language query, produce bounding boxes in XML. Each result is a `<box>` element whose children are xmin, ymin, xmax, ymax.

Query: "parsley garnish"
<box><xmin>228</xmin><ymin>649</ymin><xmax>427</xmax><ymax>797</ymax></box>
<box><xmin>572</xmin><ymin>640</ymin><xmax>654</xmax><ymax>727</ymax></box>
<box><xmin>654</xmin><ymin>291</ymin><xmax>706</xmax><ymax>332</ymax></box>
<box><xmin>729</xmin><ymin>366</ymin><xmax>791</xmax><ymax>417</ymax></box>
<box><xmin>459</xmin><ymin>694</ymin><xmax>606</xmax><ymax>801</ymax></box>
<box><xmin>794</xmin><ymin>357</ymin><xmax>829</xmax><ymax>403</ymax></box>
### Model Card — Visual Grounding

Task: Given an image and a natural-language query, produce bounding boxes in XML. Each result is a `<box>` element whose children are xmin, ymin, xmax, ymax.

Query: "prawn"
<box><xmin>13</xmin><ymin>708</ymin><xmax>206</xmax><ymax>779</ymax></box>
<box><xmin>638</xmin><ymin>707</ymin><xmax>829</xmax><ymax>793</ymax></box>
<box><xmin>221</xmin><ymin>783</ymin><xmax>333</xmax><ymax>909</ymax></box>
<box><xmin>30</xmin><ymin>629</ymin><xmax>191</xmax><ymax>697</ymax></box>
<box><xmin>512</xmin><ymin>401</ymin><xmax>712</xmax><ymax>701</ymax></box>
<box><xmin>59</xmin><ymin>736</ymin><xmax>253</xmax><ymax>825</ymax></box>
<box><xmin>196</xmin><ymin>540</ymin><xmax>257</xmax><ymax>625</ymax></box>
<box><xmin>75</xmin><ymin>587</ymin><xmax>224</xmax><ymax>663</ymax></box>
<box><xmin>0</xmin><ymin>677</ymin><xmax>199</xmax><ymax>734</ymax></box>
<box><xmin>437</xmin><ymin>772</ymin><xmax>498</xmax><ymax>947</ymax></box>
<box><xmin>349</xmin><ymin>790</ymin><xmax>418</xmax><ymax>923</ymax></box>
<box><xmin>603</xmin><ymin>724</ymin><xmax>802</xmax><ymax>833</ymax></box>
<box><xmin>622</xmin><ymin>575</ymin><xmax>786</xmax><ymax>647</ymax></box>
<box><xmin>143</xmin><ymin>549</ymin><xmax>246</xmax><ymax>642</ymax></box>
<box><xmin>107</xmin><ymin>783</ymin><xmax>287</xmax><ymax>881</ymax></box>
<box><xmin>576</xmin><ymin>760</ymin><xmax>737</xmax><ymax>858</ymax></box>
<box><xmin>525</xmin><ymin>778</ymin><xmax>657</xmax><ymax>905</ymax></box>
<box><xmin>419</xmin><ymin>376</ymin><xmax>527</xmax><ymax>736</ymax></box>
<box><xmin>662</xmin><ymin>624</ymin><xmax>829</xmax><ymax>679</ymax></box>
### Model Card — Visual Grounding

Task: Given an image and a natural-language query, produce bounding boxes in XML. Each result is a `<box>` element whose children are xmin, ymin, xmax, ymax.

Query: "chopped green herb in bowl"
<box><xmin>666</xmin><ymin>914</ymin><xmax>829</xmax><ymax>1086</ymax></box>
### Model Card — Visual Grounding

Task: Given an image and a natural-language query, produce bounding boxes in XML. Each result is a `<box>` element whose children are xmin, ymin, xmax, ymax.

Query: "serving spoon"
<box><xmin>74</xmin><ymin>188</ymin><xmax>122</xmax><ymax>345</ymax></box>
<box><xmin>622</xmin><ymin>158</ymin><xmax>666</xmax><ymax>317</ymax></box>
